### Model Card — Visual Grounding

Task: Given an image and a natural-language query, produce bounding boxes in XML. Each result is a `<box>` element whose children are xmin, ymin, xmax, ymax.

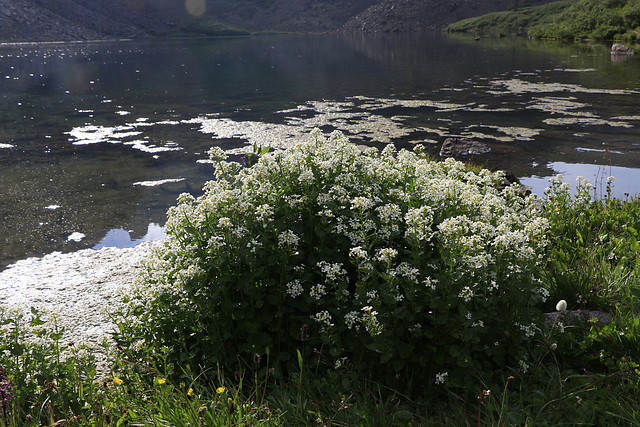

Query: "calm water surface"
<box><xmin>1</xmin><ymin>33</ymin><xmax>640</xmax><ymax>269</ymax></box>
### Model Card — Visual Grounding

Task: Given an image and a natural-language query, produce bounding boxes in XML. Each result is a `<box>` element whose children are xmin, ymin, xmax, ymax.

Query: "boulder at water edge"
<box><xmin>611</xmin><ymin>43</ymin><xmax>636</xmax><ymax>55</ymax></box>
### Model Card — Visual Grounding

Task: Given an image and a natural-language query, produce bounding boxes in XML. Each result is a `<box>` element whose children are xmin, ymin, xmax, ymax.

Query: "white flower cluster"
<box><xmin>349</xmin><ymin>246</ymin><xmax>368</xmax><ymax>259</ymax></box>
<box><xmin>255</xmin><ymin>203</ymin><xmax>274</xmax><ymax>224</ymax></box>
<box><xmin>298</xmin><ymin>169</ymin><xmax>315</xmax><ymax>185</ymax></box>
<box><xmin>362</xmin><ymin>306</ymin><xmax>382</xmax><ymax>336</ymax></box>
<box><xmin>518</xmin><ymin>359</ymin><xmax>529</xmax><ymax>374</ymax></box>
<box><xmin>128</xmin><ymin>128</ymin><xmax>552</xmax><ymax>383</ymax></box>
<box><xmin>217</xmin><ymin>217</ymin><xmax>233</xmax><ymax>229</ymax></box>
<box><xmin>458</xmin><ymin>286</ymin><xmax>474</xmax><ymax>302</ymax></box>
<box><xmin>423</xmin><ymin>277</ymin><xmax>437</xmax><ymax>290</ymax></box>
<box><xmin>351</xmin><ymin>196</ymin><xmax>374</xmax><ymax>211</ymax></box>
<box><xmin>311</xmin><ymin>310</ymin><xmax>334</xmax><ymax>333</ymax></box>
<box><xmin>286</xmin><ymin>279</ymin><xmax>303</xmax><ymax>298</ymax></box>
<box><xmin>516</xmin><ymin>322</ymin><xmax>537</xmax><ymax>339</ymax></box>
<box><xmin>334</xmin><ymin>357</ymin><xmax>348</xmax><ymax>369</ymax></box>
<box><xmin>344</xmin><ymin>311</ymin><xmax>361</xmax><ymax>330</ymax></box>
<box><xmin>278</xmin><ymin>229</ymin><xmax>300</xmax><ymax>250</ymax></box>
<box><xmin>434</xmin><ymin>371</ymin><xmax>448</xmax><ymax>385</ymax></box>
<box><xmin>404</xmin><ymin>206</ymin><xmax>434</xmax><ymax>242</ymax></box>
<box><xmin>316</xmin><ymin>261</ymin><xmax>348</xmax><ymax>283</ymax></box>
<box><xmin>309</xmin><ymin>284</ymin><xmax>327</xmax><ymax>300</ymax></box>
<box><xmin>394</xmin><ymin>262</ymin><xmax>420</xmax><ymax>284</ymax></box>
<box><xmin>376</xmin><ymin>248</ymin><xmax>398</xmax><ymax>264</ymax></box>
<box><xmin>246</xmin><ymin>238</ymin><xmax>262</xmax><ymax>253</ymax></box>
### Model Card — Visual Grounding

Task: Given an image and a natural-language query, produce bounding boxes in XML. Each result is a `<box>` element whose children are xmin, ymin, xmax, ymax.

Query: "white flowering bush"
<box><xmin>119</xmin><ymin>129</ymin><xmax>550</xmax><ymax>391</ymax></box>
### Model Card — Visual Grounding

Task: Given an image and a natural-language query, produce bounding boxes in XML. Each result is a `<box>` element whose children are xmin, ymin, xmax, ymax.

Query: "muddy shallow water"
<box><xmin>1</xmin><ymin>33</ymin><xmax>640</xmax><ymax>269</ymax></box>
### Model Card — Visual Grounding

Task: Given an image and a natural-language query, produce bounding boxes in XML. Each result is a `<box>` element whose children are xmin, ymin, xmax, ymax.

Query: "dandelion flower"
<box><xmin>216</xmin><ymin>386</ymin><xmax>226</xmax><ymax>394</ymax></box>
<box><xmin>113</xmin><ymin>376</ymin><xmax>123</xmax><ymax>385</ymax></box>
<box><xmin>556</xmin><ymin>300</ymin><xmax>567</xmax><ymax>312</ymax></box>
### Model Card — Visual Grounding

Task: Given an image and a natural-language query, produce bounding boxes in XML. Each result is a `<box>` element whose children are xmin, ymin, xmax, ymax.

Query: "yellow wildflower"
<box><xmin>158</xmin><ymin>378</ymin><xmax>167</xmax><ymax>385</ymax></box>
<box><xmin>216</xmin><ymin>386</ymin><xmax>226</xmax><ymax>394</ymax></box>
<box><xmin>188</xmin><ymin>388</ymin><xmax>194</xmax><ymax>396</ymax></box>
<box><xmin>113</xmin><ymin>376</ymin><xmax>123</xmax><ymax>385</ymax></box>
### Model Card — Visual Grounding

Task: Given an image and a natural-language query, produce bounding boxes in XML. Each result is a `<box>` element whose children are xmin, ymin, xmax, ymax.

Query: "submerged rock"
<box><xmin>439</xmin><ymin>137</ymin><xmax>490</xmax><ymax>157</ymax></box>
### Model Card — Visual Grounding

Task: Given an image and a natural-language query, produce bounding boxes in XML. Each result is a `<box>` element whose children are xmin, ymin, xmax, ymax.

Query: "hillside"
<box><xmin>120</xmin><ymin>0</ymin><xmax>553</xmax><ymax>35</ymax></box>
<box><xmin>447</xmin><ymin>0</ymin><xmax>640</xmax><ymax>41</ymax></box>
<box><xmin>117</xmin><ymin>0</ymin><xmax>380</xmax><ymax>34</ymax></box>
<box><xmin>341</xmin><ymin>0</ymin><xmax>557</xmax><ymax>32</ymax></box>
<box><xmin>0</xmin><ymin>0</ymin><xmax>166</xmax><ymax>42</ymax></box>
<box><xmin>528</xmin><ymin>0</ymin><xmax>640</xmax><ymax>40</ymax></box>
<box><xmin>446</xmin><ymin>0</ymin><xmax>575</xmax><ymax>36</ymax></box>
<box><xmin>0</xmin><ymin>0</ymin><xmax>555</xmax><ymax>43</ymax></box>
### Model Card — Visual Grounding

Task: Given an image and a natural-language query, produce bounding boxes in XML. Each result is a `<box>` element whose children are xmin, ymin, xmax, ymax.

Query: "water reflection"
<box><xmin>93</xmin><ymin>223</ymin><xmax>166</xmax><ymax>250</ymax></box>
<box><xmin>522</xmin><ymin>162</ymin><xmax>640</xmax><ymax>200</ymax></box>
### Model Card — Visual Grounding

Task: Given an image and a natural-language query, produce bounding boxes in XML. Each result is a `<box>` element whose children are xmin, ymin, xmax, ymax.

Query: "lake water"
<box><xmin>1</xmin><ymin>33</ymin><xmax>640</xmax><ymax>269</ymax></box>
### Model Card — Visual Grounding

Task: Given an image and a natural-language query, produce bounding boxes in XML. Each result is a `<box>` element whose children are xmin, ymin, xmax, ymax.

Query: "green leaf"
<box><xmin>49</xmin><ymin>330</ymin><xmax>64</xmax><ymax>341</ymax></box>
<box><xmin>392</xmin><ymin>358</ymin><xmax>405</xmax><ymax>372</ymax></box>
<box><xmin>30</xmin><ymin>307</ymin><xmax>45</xmax><ymax>326</ymax></box>
<box><xmin>297</xmin><ymin>349</ymin><xmax>303</xmax><ymax>370</ymax></box>
<box><xmin>393</xmin><ymin>410</ymin><xmax>414</xmax><ymax>425</ymax></box>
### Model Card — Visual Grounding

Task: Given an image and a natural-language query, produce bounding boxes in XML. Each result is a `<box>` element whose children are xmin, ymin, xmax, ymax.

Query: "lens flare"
<box><xmin>185</xmin><ymin>0</ymin><xmax>206</xmax><ymax>17</ymax></box>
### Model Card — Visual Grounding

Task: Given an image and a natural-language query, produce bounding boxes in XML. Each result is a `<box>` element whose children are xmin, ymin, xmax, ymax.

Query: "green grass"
<box><xmin>2</xmin><ymin>165</ymin><xmax>640</xmax><ymax>425</ymax></box>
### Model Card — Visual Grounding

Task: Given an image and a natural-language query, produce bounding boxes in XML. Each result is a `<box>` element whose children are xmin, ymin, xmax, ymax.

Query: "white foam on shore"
<box><xmin>0</xmin><ymin>241</ymin><xmax>161</xmax><ymax>371</ymax></box>
<box><xmin>133</xmin><ymin>178</ymin><xmax>185</xmax><ymax>187</ymax></box>
<box><xmin>67</xmin><ymin>232</ymin><xmax>86</xmax><ymax>242</ymax></box>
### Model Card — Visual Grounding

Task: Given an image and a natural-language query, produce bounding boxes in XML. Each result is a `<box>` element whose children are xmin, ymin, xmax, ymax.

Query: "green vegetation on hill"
<box><xmin>447</xmin><ymin>0</ymin><xmax>640</xmax><ymax>41</ymax></box>
<box><xmin>446</xmin><ymin>0</ymin><xmax>575</xmax><ymax>36</ymax></box>
<box><xmin>530</xmin><ymin>0</ymin><xmax>640</xmax><ymax>40</ymax></box>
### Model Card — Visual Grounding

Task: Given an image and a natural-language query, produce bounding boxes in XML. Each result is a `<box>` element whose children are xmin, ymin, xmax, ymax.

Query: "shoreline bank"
<box><xmin>0</xmin><ymin>241</ymin><xmax>161</xmax><ymax>366</ymax></box>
